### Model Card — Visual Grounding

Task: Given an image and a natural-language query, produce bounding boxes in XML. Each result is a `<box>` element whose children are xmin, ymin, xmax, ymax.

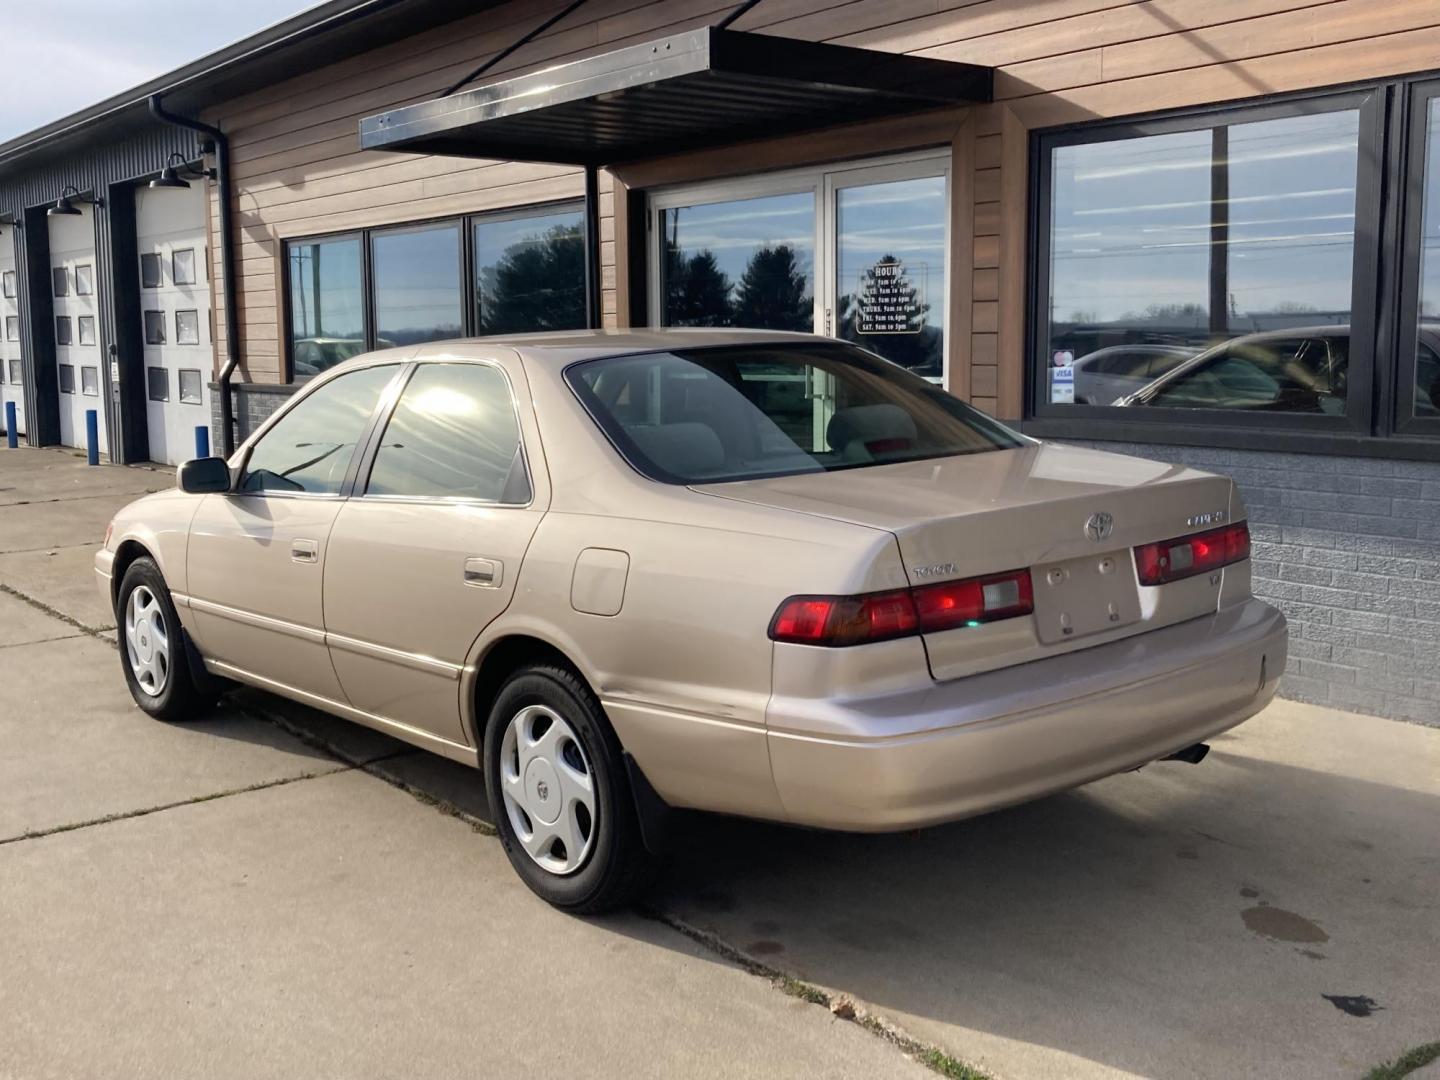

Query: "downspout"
<box><xmin>148</xmin><ymin>94</ymin><xmax>240</xmax><ymax>455</ymax></box>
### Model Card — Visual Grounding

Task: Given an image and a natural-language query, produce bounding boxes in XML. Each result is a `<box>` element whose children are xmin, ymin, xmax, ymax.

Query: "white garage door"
<box><xmin>136</xmin><ymin>185</ymin><xmax>211</xmax><ymax>465</ymax></box>
<box><xmin>48</xmin><ymin>206</ymin><xmax>106</xmax><ymax>452</ymax></box>
<box><xmin>0</xmin><ymin>240</ymin><xmax>24</xmax><ymax>438</ymax></box>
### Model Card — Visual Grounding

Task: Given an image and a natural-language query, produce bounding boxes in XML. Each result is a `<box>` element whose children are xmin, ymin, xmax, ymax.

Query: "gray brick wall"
<box><xmin>209</xmin><ymin>383</ymin><xmax>293</xmax><ymax>452</ymax></box>
<box><xmin>1070</xmin><ymin>440</ymin><xmax>1440</xmax><ymax>726</ymax></box>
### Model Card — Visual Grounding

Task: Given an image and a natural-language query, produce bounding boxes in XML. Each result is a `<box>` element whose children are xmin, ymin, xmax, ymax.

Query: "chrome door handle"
<box><xmin>464</xmin><ymin>557</ymin><xmax>502</xmax><ymax>588</ymax></box>
<box><xmin>291</xmin><ymin>539</ymin><xmax>319</xmax><ymax>564</ymax></box>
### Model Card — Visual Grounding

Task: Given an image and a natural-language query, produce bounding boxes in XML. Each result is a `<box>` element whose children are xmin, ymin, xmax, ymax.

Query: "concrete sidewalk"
<box><xmin>1</xmin><ymin>445</ymin><xmax>1437</xmax><ymax>1080</ymax></box>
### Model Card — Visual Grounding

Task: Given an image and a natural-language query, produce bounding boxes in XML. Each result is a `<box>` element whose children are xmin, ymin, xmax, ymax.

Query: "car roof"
<box><xmin>417</xmin><ymin>328</ymin><xmax>821</xmax><ymax>363</ymax></box>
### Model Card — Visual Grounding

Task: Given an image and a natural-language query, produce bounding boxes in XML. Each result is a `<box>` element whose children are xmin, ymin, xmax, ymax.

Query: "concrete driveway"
<box><xmin>1</xmin><ymin>445</ymin><xmax>1436</xmax><ymax>1080</ymax></box>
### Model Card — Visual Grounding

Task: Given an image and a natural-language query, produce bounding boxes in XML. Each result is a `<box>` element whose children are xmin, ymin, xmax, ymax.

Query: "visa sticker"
<box><xmin>1050</xmin><ymin>366</ymin><xmax>1075</xmax><ymax>404</ymax></box>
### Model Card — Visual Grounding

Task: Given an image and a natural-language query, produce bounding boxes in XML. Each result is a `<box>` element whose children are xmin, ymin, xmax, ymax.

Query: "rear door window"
<box><xmin>365</xmin><ymin>363</ymin><xmax>529</xmax><ymax>502</ymax></box>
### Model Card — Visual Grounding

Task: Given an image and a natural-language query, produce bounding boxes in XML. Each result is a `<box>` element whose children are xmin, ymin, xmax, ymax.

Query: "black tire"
<box><xmin>483</xmin><ymin>663</ymin><xmax>659</xmax><ymax>914</ymax></box>
<box><xmin>116</xmin><ymin>556</ymin><xmax>208</xmax><ymax>722</ymax></box>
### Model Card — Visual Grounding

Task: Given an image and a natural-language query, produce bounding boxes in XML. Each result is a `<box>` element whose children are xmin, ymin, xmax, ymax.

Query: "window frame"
<box><xmin>645</xmin><ymin>150</ymin><xmax>953</xmax><ymax>384</ymax></box>
<box><xmin>1029</xmin><ymin>86</ymin><xmax>1384</xmax><ymax>441</ymax></box>
<box><xmin>281</xmin><ymin>200</ymin><xmax>586</xmax><ymax>384</ymax></box>
<box><xmin>368</xmin><ymin>219</ymin><xmax>467</xmax><ymax>352</ymax></box>
<box><xmin>357</xmin><ymin>358</ymin><xmax>534</xmax><ymax>508</ymax></box>
<box><xmin>58</xmin><ymin>363</ymin><xmax>75</xmax><ymax>394</ymax></box>
<box><xmin>55</xmin><ymin>315</ymin><xmax>73</xmax><ymax>346</ymax></box>
<box><xmin>1393</xmin><ymin>77</ymin><xmax>1440</xmax><ymax>438</ymax></box>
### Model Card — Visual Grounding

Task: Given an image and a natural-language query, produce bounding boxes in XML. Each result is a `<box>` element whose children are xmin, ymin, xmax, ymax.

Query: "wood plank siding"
<box><xmin>203</xmin><ymin>0</ymin><xmax>1440</xmax><ymax>409</ymax></box>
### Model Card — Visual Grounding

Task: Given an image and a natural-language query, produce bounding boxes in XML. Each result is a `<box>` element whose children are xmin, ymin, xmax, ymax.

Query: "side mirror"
<box><xmin>177</xmin><ymin>457</ymin><xmax>232</xmax><ymax>494</ymax></box>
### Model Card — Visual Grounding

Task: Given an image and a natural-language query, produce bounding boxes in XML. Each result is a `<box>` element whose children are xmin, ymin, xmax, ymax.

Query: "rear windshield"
<box><xmin>566</xmin><ymin>342</ymin><xmax>1025</xmax><ymax>484</ymax></box>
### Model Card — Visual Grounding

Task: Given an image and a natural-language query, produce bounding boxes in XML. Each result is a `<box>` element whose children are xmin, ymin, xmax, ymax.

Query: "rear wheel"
<box><xmin>484</xmin><ymin>663</ymin><xmax>658</xmax><ymax>913</ymax></box>
<box><xmin>117</xmin><ymin>557</ymin><xmax>207</xmax><ymax>722</ymax></box>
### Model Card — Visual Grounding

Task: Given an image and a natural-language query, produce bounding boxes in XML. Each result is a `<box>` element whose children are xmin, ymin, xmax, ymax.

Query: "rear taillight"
<box><xmin>1134</xmin><ymin>521</ymin><xmax>1250</xmax><ymax>586</ymax></box>
<box><xmin>769</xmin><ymin>568</ymin><xmax>1033</xmax><ymax>647</ymax></box>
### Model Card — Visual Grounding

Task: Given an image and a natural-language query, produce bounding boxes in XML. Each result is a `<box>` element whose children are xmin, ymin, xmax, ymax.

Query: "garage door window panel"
<box><xmin>147</xmin><ymin>367</ymin><xmax>169</xmax><ymax>402</ymax></box>
<box><xmin>140</xmin><ymin>254</ymin><xmax>163</xmax><ymax>289</ymax></box>
<box><xmin>80</xmin><ymin>367</ymin><xmax>99</xmax><ymax>397</ymax></box>
<box><xmin>176</xmin><ymin>310</ymin><xmax>200</xmax><ymax>346</ymax></box>
<box><xmin>55</xmin><ymin>317</ymin><xmax>72</xmax><ymax>345</ymax></box>
<box><xmin>5</xmin><ymin>316</ymin><xmax>17</xmax><ymax>341</ymax></box>
<box><xmin>365</xmin><ymin>363</ymin><xmax>529</xmax><ymax>503</ymax></box>
<box><xmin>75</xmin><ymin>265</ymin><xmax>93</xmax><ymax>296</ymax></box>
<box><xmin>239</xmin><ymin>364</ymin><xmax>399</xmax><ymax>495</ymax></box>
<box><xmin>172</xmin><ymin>249</ymin><xmax>197</xmax><ymax>287</ymax></box>
<box><xmin>58</xmin><ymin>365</ymin><xmax>74</xmax><ymax>394</ymax></box>
<box><xmin>78</xmin><ymin>316</ymin><xmax>95</xmax><ymax>346</ymax></box>
<box><xmin>144</xmin><ymin>310</ymin><xmax>165</xmax><ymax>345</ymax></box>
<box><xmin>178</xmin><ymin>369</ymin><xmax>203</xmax><ymax>404</ymax></box>
<box><xmin>52</xmin><ymin>268</ymin><xmax>68</xmax><ymax>297</ymax></box>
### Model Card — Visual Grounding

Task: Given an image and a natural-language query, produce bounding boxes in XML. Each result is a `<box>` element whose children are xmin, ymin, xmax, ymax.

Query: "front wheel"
<box><xmin>117</xmin><ymin>557</ymin><xmax>207</xmax><ymax>722</ymax></box>
<box><xmin>484</xmin><ymin>664</ymin><xmax>658</xmax><ymax>914</ymax></box>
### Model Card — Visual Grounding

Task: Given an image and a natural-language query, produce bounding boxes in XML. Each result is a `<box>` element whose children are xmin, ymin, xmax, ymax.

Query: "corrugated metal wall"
<box><xmin>0</xmin><ymin>120</ymin><xmax>203</xmax><ymax>457</ymax></box>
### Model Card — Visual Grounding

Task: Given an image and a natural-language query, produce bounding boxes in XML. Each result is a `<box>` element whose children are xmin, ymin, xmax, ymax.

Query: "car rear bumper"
<box><xmin>765</xmin><ymin>597</ymin><xmax>1287</xmax><ymax>831</ymax></box>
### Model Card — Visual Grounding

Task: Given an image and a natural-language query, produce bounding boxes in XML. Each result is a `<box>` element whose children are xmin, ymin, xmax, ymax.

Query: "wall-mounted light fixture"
<box><xmin>48</xmin><ymin>185</ymin><xmax>103</xmax><ymax>217</ymax></box>
<box><xmin>0</xmin><ymin>213</ymin><xmax>19</xmax><ymax>232</ymax></box>
<box><xmin>149</xmin><ymin>152</ymin><xmax>216</xmax><ymax>190</ymax></box>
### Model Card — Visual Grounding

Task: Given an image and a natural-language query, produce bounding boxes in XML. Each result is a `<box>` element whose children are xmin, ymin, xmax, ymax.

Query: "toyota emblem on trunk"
<box><xmin>1085</xmin><ymin>511</ymin><xmax>1115</xmax><ymax>542</ymax></box>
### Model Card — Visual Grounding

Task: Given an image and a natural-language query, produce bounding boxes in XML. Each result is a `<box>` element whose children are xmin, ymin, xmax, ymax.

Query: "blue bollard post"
<box><xmin>195</xmin><ymin>424</ymin><xmax>210</xmax><ymax>459</ymax></box>
<box><xmin>4</xmin><ymin>402</ymin><xmax>15</xmax><ymax>449</ymax></box>
<box><xmin>85</xmin><ymin>409</ymin><xmax>99</xmax><ymax>466</ymax></box>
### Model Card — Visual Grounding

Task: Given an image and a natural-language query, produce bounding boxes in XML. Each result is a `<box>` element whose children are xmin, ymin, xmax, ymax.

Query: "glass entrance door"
<box><xmin>828</xmin><ymin>163</ymin><xmax>949</xmax><ymax>381</ymax></box>
<box><xmin>650</xmin><ymin>153</ymin><xmax>949</xmax><ymax>382</ymax></box>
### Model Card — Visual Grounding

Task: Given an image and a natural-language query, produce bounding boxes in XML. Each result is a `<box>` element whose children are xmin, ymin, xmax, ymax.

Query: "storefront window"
<box><xmin>372</xmin><ymin>222</ymin><xmax>463</xmax><ymax>348</ymax></box>
<box><xmin>288</xmin><ymin>234</ymin><xmax>363</xmax><ymax>378</ymax></box>
<box><xmin>1043</xmin><ymin>109</ymin><xmax>1359</xmax><ymax>413</ymax></box>
<box><xmin>474</xmin><ymin>208</ymin><xmax>584</xmax><ymax>334</ymax></box>
<box><xmin>836</xmin><ymin>174</ymin><xmax>946</xmax><ymax>379</ymax></box>
<box><xmin>659</xmin><ymin>192</ymin><xmax>815</xmax><ymax>330</ymax></box>
<box><xmin>1414</xmin><ymin>99</ymin><xmax>1440</xmax><ymax>419</ymax></box>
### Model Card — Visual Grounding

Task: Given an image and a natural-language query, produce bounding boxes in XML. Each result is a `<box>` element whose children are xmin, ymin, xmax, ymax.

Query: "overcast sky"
<box><xmin>0</xmin><ymin>0</ymin><xmax>313</xmax><ymax>141</ymax></box>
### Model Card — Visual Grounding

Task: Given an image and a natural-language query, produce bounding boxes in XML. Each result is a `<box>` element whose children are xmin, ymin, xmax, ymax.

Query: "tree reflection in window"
<box><xmin>474</xmin><ymin>211</ymin><xmax>585</xmax><ymax>335</ymax></box>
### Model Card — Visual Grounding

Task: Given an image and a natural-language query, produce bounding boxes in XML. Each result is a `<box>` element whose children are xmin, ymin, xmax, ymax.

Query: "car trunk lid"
<box><xmin>694</xmin><ymin>443</ymin><xmax>1239</xmax><ymax>681</ymax></box>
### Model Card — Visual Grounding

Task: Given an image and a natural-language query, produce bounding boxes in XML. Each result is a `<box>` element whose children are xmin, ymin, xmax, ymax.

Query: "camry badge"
<box><xmin>1186</xmin><ymin>509</ymin><xmax>1227</xmax><ymax>528</ymax></box>
<box><xmin>1085</xmin><ymin>511</ymin><xmax>1115</xmax><ymax>542</ymax></box>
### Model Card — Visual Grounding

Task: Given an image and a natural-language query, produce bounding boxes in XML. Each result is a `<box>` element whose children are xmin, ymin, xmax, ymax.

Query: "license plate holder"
<box><xmin>1032</xmin><ymin>550</ymin><xmax>1142</xmax><ymax>645</ymax></box>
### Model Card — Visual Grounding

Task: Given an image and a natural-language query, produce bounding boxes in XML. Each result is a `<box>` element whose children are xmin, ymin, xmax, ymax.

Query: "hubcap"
<box><xmin>499</xmin><ymin>704</ymin><xmax>596</xmax><ymax>875</ymax></box>
<box><xmin>124</xmin><ymin>585</ymin><xmax>170</xmax><ymax>698</ymax></box>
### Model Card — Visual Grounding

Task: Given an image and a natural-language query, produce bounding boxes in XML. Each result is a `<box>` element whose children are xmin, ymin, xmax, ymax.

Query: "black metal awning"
<box><xmin>359</xmin><ymin>27</ymin><xmax>992</xmax><ymax>166</ymax></box>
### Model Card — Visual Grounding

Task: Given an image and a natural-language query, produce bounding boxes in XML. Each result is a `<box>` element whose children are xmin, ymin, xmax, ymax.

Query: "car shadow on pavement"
<box><xmin>640</xmin><ymin>743</ymin><xmax>1440</xmax><ymax>1079</ymax></box>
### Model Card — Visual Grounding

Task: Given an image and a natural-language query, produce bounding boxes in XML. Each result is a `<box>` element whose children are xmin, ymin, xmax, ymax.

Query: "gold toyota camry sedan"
<box><xmin>96</xmin><ymin>330</ymin><xmax>1286</xmax><ymax>912</ymax></box>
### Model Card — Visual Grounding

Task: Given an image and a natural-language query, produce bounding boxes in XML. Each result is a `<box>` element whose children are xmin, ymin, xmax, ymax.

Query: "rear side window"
<box><xmin>567</xmin><ymin>342</ymin><xmax>1024</xmax><ymax>484</ymax></box>
<box><xmin>240</xmin><ymin>364</ymin><xmax>398</xmax><ymax>495</ymax></box>
<box><xmin>365</xmin><ymin>363</ymin><xmax>529</xmax><ymax>503</ymax></box>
